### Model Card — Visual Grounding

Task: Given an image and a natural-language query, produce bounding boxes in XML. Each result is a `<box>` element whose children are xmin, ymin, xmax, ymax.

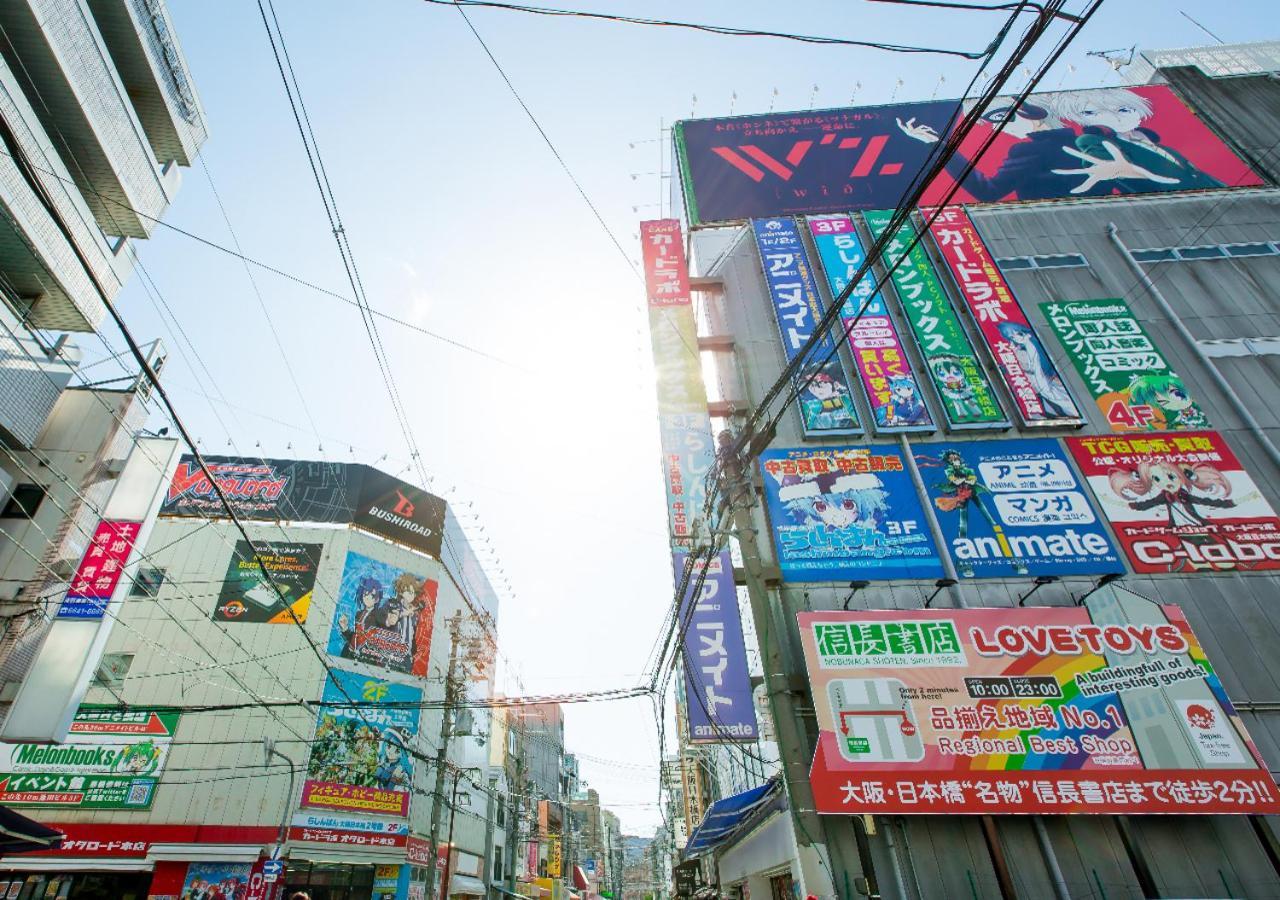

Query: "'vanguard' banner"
<box><xmin>914</xmin><ymin>438</ymin><xmax>1122</xmax><ymax>579</ymax></box>
<box><xmin>675</xmin><ymin>85</ymin><xmax>1261</xmax><ymax>226</ymax></box>
<box><xmin>862</xmin><ymin>209</ymin><xmax>1007</xmax><ymax>429</ymax></box>
<box><xmin>750</xmin><ymin>217</ymin><xmax>862</xmax><ymax>437</ymax></box>
<box><xmin>926</xmin><ymin>207</ymin><xmax>1083</xmax><ymax>427</ymax></box>
<box><xmin>806</xmin><ymin>214</ymin><xmax>934</xmax><ymax>433</ymax></box>
<box><xmin>1041</xmin><ymin>298</ymin><xmax>1210</xmax><ymax>432</ymax></box>
<box><xmin>674</xmin><ymin>551</ymin><xmax>759</xmax><ymax>743</ymax></box>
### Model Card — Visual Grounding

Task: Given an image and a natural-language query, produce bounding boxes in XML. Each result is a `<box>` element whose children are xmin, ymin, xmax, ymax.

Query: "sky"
<box><xmin>94</xmin><ymin>0</ymin><xmax>1274</xmax><ymax>836</ymax></box>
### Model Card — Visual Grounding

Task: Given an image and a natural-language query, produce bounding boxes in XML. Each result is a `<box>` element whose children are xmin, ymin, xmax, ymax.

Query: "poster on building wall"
<box><xmin>0</xmin><ymin>706</ymin><xmax>179</xmax><ymax>810</ymax></box>
<box><xmin>303</xmin><ymin>668</ymin><xmax>421</xmax><ymax>817</ymax></box>
<box><xmin>915</xmin><ymin>438</ymin><xmax>1122</xmax><ymax>578</ymax></box>
<box><xmin>1066</xmin><ymin>431</ymin><xmax>1280</xmax><ymax>573</ymax></box>
<box><xmin>759</xmin><ymin>446</ymin><xmax>943</xmax><ymax>582</ymax></box>
<box><xmin>160</xmin><ymin>455</ymin><xmax>354</xmax><ymax>521</ymax></box>
<box><xmin>862</xmin><ymin>210</ymin><xmax>1007</xmax><ymax>429</ymax></box>
<box><xmin>642</xmin><ymin>219</ymin><xmax>717</xmax><ymax>546</ymax></box>
<box><xmin>327</xmin><ymin>551</ymin><xmax>439</xmax><ymax>676</ymax></box>
<box><xmin>674</xmin><ymin>550</ymin><xmax>759</xmax><ymax>743</ymax></box>
<box><xmin>926</xmin><ymin>207</ymin><xmax>1083</xmax><ymax>426</ymax></box>
<box><xmin>1040</xmin><ymin>298</ymin><xmax>1210</xmax><ymax>432</ymax></box>
<box><xmin>799</xmin><ymin>590</ymin><xmax>1280</xmax><ymax>815</ymax></box>
<box><xmin>180</xmin><ymin>863</ymin><xmax>255</xmax><ymax>899</ymax></box>
<box><xmin>674</xmin><ymin>85</ymin><xmax>1261</xmax><ymax>226</ymax></box>
<box><xmin>807</xmin><ymin>214</ymin><xmax>935</xmax><ymax>432</ymax></box>
<box><xmin>750</xmin><ymin>217</ymin><xmax>863</xmax><ymax>437</ymax></box>
<box><xmin>212</xmin><ymin>540</ymin><xmax>322</xmax><ymax>624</ymax></box>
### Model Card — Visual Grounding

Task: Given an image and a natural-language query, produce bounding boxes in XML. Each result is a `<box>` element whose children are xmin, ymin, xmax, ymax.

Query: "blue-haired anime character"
<box><xmin>337</xmin><ymin>575</ymin><xmax>384</xmax><ymax>661</ymax></box>
<box><xmin>877</xmin><ymin>374</ymin><xmax>931</xmax><ymax>428</ymax></box>
<box><xmin>777</xmin><ymin>472</ymin><xmax>890</xmax><ymax>533</ymax></box>
<box><xmin>995</xmin><ymin>321</ymin><xmax>1076</xmax><ymax>418</ymax></box>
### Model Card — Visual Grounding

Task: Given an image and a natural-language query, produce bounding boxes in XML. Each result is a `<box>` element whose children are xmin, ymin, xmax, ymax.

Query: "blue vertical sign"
<box><xmin>674</xmin><ymin>550</ymin><xmax>759</xmax><ymax>743</ymax></box>
<box><xmin>751</xmin><ymin>218</ymin><xmax>863</xmax><ymax>437</ymax></box>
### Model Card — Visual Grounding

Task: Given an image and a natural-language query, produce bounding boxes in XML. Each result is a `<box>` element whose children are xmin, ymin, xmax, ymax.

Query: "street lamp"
<box><xmin>262</xmin><ymin>737</ymin><xmax>297</xmax><ymax>860</ymax></box>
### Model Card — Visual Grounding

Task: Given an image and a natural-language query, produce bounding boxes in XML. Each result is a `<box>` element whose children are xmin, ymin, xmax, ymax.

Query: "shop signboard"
<box><xmin>213</xmin><ymin>540</ymin><xmax>322</xmax><ymax>624</ymax></box>
<box><xmin>674</xmin><ymin>85</ymin><xmax>1261</xmax><ymax>225</ymax></box>
<box><xmin>926</xmin><ymin>207</ymin><xmax>1083</xmax><ymax>427</ymax></box>
<box><xmin>759</xmin><ymin>445</ymin><xmax>943</xmax><ymax>582</ymax></box>
<box><xmin>915</xmin><ymin>438</ymin><xmax>1122</xmax><ymax>579</ymax></box>
<box><xmin>862</xmin><ymin>209</ymin><xmax>1007</xmax><ymax>428</ymax></box>
<box><xmin>807</xmin><ymin>214</ymin><xmax>934</xmax><ymax>432</ymax></box>
<box><xmin>327</xmin><ymin>550</ymin><xmax>439</xmax><ymax>676</ymax></box>
<box><xmin>1041</xmin><ymin>298</ymin><xmax>1210</xmax><ymax>432</ymax></box>
<box><xmin>799</xmin><ymin>590</ymin><xmax>1280</xmax><ymax>814</ymax></box>
<box><xmin>674</xmin><ymin>550</ymin><xmax>758</xmax><ymax>743</ymax></box>
<box><xmin>352</xmin><ymin>467</ymin><xmax>447</xmax><ymax>558</ymax></box>
<box><xmin>303</xmin><ymin>668</ymin><xmax>421</xmax><ymax>817</ymax></box>
<box><xmin>1066</xmin><ymin>431</ymin><xmax>1280</xmax><ymax>573</ymax></box>
<box><xmin>0</xmin><ymin>706</ymin><xmax>178</xmax><ymax>810</ymax></box>
<box><xmin>289</xmin><ymin>812</ymin><xmax>410</xmax><ymax>848</ymax></box>
<box><xmin>750</xmin><ymin>217</ymin><xmax>863</xmax><ymax>437</ymax></box>
<box><xmin>57</xmin><ymin>519</ymin><xmax>142</xmax><ymax>620</ymax></box>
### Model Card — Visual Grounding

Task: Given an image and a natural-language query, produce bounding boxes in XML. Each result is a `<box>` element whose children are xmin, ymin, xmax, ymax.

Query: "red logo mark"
<box><xmin>392</xmin><ymin>490</ymin><xmax>415</xmax><ymax>518</ymax></box>
<box><xmin>1185</xmin><ymin>704</ymin><xmax>1216</xmax><ymax>729</ymax></box>
<box><xmin>710</xmin><ymin>134</ymin><xmax>902</xmax><ymax>183</ymax></box>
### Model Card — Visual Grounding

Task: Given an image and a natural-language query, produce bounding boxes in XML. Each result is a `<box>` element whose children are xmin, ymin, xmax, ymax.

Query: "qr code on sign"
<box><xmin>127</xmin><ymin>782</ymin><xmax>152</xmax><ymax>805</ymax></box>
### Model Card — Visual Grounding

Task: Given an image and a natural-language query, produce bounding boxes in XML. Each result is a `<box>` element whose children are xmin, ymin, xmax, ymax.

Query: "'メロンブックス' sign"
<box><xmin>799</xmin><ymin>593</ymin><xmax>1280</xmax><ymax>815</ymax></box>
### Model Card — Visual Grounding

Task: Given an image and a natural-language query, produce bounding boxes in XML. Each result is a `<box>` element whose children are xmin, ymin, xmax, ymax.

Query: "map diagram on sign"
<box><xmin>828</xmin><ymin>678</ymin><xmax>924</xmax><ymax>763</ymax></box>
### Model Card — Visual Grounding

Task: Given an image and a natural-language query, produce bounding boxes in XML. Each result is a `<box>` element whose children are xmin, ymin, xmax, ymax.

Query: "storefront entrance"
<box><xmin>0</xmin><ymin>872</ymin><xmax>152</xmax><ymax>900</ymax></box>
<box><xmin>282</xmin><ymin>860</ymin><xmax>377</xmax><ymax>900</ymax></box>
<box><xmin>768</xmin><ymin>872</ymin><xmax>793</xmax><ymax>900</ymax></box>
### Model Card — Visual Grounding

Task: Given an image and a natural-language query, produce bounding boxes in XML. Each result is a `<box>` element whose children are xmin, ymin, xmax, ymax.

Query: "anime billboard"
<box><xmin>1066</xmin><ymin>432</ymin><xmax>1280</xmax><ymax>574</ymax></box>
<box><xmin>674</xmin><ymin>85</ymin><xmax>1261</xmax><ymax>225</ymax></box>
<box><xmin>750</xmin><ymin>217</ymin><xmax>863</xmax><ymax>437</ymax></box>
<box><xmin>1041</xmin><ymin>298</ymin><xmax>1210</xmax><ymax>432</ymax></box>
<box><xmin>212</xmin><ymin>540</ymin><xmax>322</xmax><ymax>624</ymax></box>
<box><xmin>806</xmin><ymin>214</ymin><xmax>935</xmax><ymax>432</ymax></box>
<box><xmin>926</xmin><ymin>207</ymin><xmax>1083</xmax><ymax>426</ymax></box>
<box><xmin>915</xmin><ymin>438</ymin><xmax>1122</xmax><ymax>579</ymax></box>
<box><xmin>799</xmin><ymin>591</ymin><xmax>1280</xmax><ymax>815</ymax></box>
<box><xmin>675</xmin><ymin>550</ymin><xmax>758</xmax><ymax>743</ymax></box>
<box><xmin>327</xmin><ymin>551</ymin><xmax>439</xmax><ymax>677</ymax></box>
<box><xmin>160</xmin><ymin>455</ymin><xmax>353</xmax><ymax>521</ymax></box>
<box><xmin>862</xmin><ymin>210</ymin><xmax>1007</xmax><ymax>429</ymax></box>
<box><xmin>759</xmin><ymin>446</ymin><xmax>943</xmax><ymax>582</ymax></box>
<box><xmin>303</xmin><ymin>668</ymin><xmax>421</xmax><ymax>817</ymax></box>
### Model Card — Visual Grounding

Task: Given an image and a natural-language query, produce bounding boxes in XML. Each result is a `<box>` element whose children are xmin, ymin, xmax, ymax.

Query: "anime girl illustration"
<box><xmin>801</xmin><ymin>370</ymin><xmax>858</xmax><ymax>431</ymax></box>
<box><xmin>929</xmin><ymin>448</ymin><xmax>1028</xmax><ymax>577</ymax></box>
<box><xmin>1048</xmin><ymin>88</ymin><xmax>1224</xmax><ymax>195</ymax></box>
<box><xmin>1107</xmin><ymin>460</ymin><xmax>1236</xmax><ymax>529</ymax></box>
<box><xmin>929</xmin><ymin>355</ymin><xmax>985</xmax><ymax>419</ymax></box>
<box><xmin>996</xmin><ymin>321</ymin><xmax>1077</xmax><ymax>419</ymax></box>
<box><xmin>877</xmin><ymin>374</ymin><xmax>931</xmax><ymax>428</ymax></box>
<box><xmin>777</xmin><ymin>471</ymin><xmax>889</xmax><ymax>534</ymax></box>
<box><xmin>374</xmin><ymin>728</ymin><xmax>411</xmax><ymax>790</ymax></box>
<box><xmin>1127</xmin><ymin>372</ymin><xmax>1209</xmax><ymax>430</ymax></box>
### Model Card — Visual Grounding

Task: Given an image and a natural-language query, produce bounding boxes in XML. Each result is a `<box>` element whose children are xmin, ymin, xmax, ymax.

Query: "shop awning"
<box><xmin>448</xmin><ymin>874</ymin><xmax>488</xmax><ymax>897</ymax></box>
<box><xmin>573</xmin><ymin>864</ymin><xmax>590</xmax><ymax>890</ymax></box>
<box><xmin>683</xmin><ymin>778</ymin><xmax>781</xmax><ymax>857</ymax></box>
<box><xmin>0</xmin><ymin>806</ymin><xmax>62</xmax><ymax>854</ymax></box>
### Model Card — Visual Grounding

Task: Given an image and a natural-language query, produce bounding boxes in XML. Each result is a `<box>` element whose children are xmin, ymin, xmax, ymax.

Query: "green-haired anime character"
<box><xmin>1128</xmin><ymin>373</ymin><xmax>1209</xmax><ymax>430</ymax></box>
<box><xmin>117</xmin><ymin>739</ymin><xmax>160</xmax><ymax>776</ymax></box>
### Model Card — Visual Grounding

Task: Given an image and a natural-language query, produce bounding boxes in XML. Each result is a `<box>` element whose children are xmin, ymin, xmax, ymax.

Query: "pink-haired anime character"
<box><xmin>1108</xmin><ymin>460</ymin><xmax>1235</xmax><ymax>528</ymax></box>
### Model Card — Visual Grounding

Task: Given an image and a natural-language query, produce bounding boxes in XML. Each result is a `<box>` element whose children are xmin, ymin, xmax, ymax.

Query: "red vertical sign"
<box><xmin>640</xmin><ymin>219</ymin><xmax>691</xmax><ymax>307</ymax></box>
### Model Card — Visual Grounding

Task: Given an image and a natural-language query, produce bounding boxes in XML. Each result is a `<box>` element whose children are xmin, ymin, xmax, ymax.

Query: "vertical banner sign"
<box><xmin>806</xmin><ymin>214</ymin><xmax>935</xmax><ymax>432</ymax></box>
<box><xmin>1066</xmin><ymin>431</ymin><xmax>1280</xmax><ymax>573</ymax></box>
<box><xmin>673</xmin><ymin>551</ymin><xmax>759</xmax><ymax>743</ymax></box>
<box><xmin>1041</xmin><ymin>298</ymin><xmax>1211</xmax><ymax>432</ymax></box>
<box><xmin>57</xmin><ymin>520</ymin><xmax>143</xmax><ymax>619</ymax></box>
<box><xmin>798</xmin><ymin>590</ymin><xmax>1280</xmax><ymax>815</ymax></box>
<box><xmin>750</xmin><ymin>218</ymin><xmax>863</xmax><ymax>437</ymax></box>
<box><xmin>642</xmin><ymin>219</ymin><xmax>715</xmax><ymax>545</ymax></box>
<box><xmin>862</xmin><ymin>210</ymin><xmax>1007</xmax><ymax>429</ymax></box>
<box><xmin>759</xmin><ymin>446</ymin><xmax>943</xmax><ymax>582</ymax></box>
<box><xmin>914</xmin><ymin>438</ymin><xmax>1122</xmax><ymax>579</ymax></box>
<box><xmin>925</xmin><ymin>207</ymin><xmax>1082</xmax><ymax>426</ymax></box>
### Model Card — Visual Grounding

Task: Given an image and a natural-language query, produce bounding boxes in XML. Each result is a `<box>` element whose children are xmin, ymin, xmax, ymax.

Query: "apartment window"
<box><xmin>493</xmin><ymin>846</ymin><xmax>504</xmax><ymax>883</ymax></box>
<box><xmin>1131</xmin><ymin>241</ymin><xmax>1280</xmax><ymax>262</ymax></box>
<box><xmin>496</xmin><ymin>801</ymin><xmax>506</xmax><ymax>828</ymax></box>
<box><xmin>130</xmin><ymin>567</ymin><xmax>166</xmax><ymax>598</ymax></box>
<box><xmin>2</xmin><ymin>484</ymin><xmax>45</xmax><ymax>519</ymax></box>
<box><xmin>996</xmin><ymin>253</ymin><xmax>1089</xmax><ymax>270</ymax></box>
<box><xmin>94</xmin><ymin>653</ymin><xmax>134</xmax><ymax>689</ymax></box>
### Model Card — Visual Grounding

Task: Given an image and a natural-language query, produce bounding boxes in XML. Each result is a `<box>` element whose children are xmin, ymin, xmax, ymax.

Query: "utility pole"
<box><xmin>424</xmin><ymin>611</ymin><xmax>464</xmax><ymax>900</ymax></box>
<box><xmin>508</xmin><ymin>716</ymin><xmax>527</xmax><ymax>895</ymax></box>
<box><xmin>715</xmin><ymin>429</ymin><xmax>856</xmax><ymax>895</ymax></box>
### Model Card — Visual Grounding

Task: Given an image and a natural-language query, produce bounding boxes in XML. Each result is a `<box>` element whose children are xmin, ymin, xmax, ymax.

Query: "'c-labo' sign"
<box><xmin>0</xmin><ymin>706</ymin><xmax>179</xmax><ymax>809</ymax></box>
<box><xmin>799</xmin><ymin>587</ymin><xmax>1280</xmax><ymax>815</ymax></box>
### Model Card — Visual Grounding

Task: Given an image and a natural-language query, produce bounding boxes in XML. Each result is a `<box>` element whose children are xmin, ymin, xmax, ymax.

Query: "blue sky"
<box><xmin>104</xmin><ymin>0</ymin><xmax>1271</xmax><ymax>835</ymax></box>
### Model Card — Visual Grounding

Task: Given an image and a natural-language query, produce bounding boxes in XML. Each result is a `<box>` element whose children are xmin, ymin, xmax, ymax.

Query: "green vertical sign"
<box><xmin>1040</xmin><ymin>298</ymin><xmax>1211</xmax><ymax>432</ymax></box>
<box><xmin>862</xmin><ymin>210</ymin><xmax>1007</xmax><ymax>428</ymax></box>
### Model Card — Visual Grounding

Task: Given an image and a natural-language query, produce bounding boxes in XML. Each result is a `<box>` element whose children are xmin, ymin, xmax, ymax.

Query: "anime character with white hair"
<box><xmin>1047</xmin><ymin>88</ymin><xmax>1224</xmax><ymax>194</ymax></box>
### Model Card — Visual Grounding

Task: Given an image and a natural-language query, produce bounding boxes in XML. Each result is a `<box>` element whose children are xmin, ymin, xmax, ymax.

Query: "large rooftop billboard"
<box><xmin>674</xmin><ymin>85</ymin><xmax>1262</xmax><ymax>226</ymax></box>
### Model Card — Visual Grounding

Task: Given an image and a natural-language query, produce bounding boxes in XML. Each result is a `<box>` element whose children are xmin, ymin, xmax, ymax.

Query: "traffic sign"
<box><xmin>262</xmin><ymin>859</ymin><xmax>285</xmax><ymax>883</ymax></box>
